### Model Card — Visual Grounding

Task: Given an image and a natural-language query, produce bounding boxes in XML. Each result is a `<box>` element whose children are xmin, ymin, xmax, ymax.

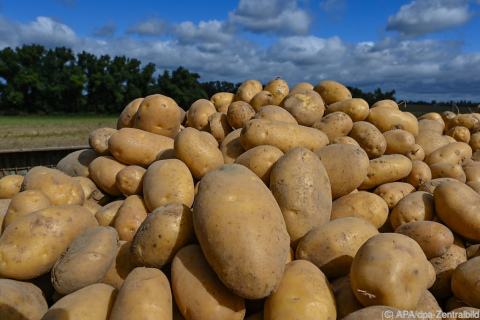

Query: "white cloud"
<box><xmin>126</xmin><ymin>16</ymin><xmax>168</xmax><ymax>36</ymax></box>
<box><xmin>228</xmin><ymin>0</ymin><xmax>312</xmax><ymax>35</ymax></box>
<box><xmin>171</xmin><ymin>20</ymin><xmax>235</xmax><ymax>45</ymax></box>
<box><xmin>386</xmin><ymin>0</ymin><xmax>473</xmax><ymax>38</ymax></box>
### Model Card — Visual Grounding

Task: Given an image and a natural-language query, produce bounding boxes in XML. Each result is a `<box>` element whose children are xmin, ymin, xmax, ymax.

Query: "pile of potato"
<box><xmin>1</xmin><ymin>78</ymin><xmax>480</xmax><ymax>320</ymax></box>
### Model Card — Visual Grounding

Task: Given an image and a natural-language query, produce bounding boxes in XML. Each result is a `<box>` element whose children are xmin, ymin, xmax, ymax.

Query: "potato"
<box><xmin>451</xmin><ymin>256</ymin><xmax>480</xmax><ymax>309</ymax></box>
<box><xmin>442</xmin><ymin>110</ymin><xmax>457</xmax><ymax>128</ymax></box>
<box><xmin>366</xmin><ymin>107</ymin><xmax>419</xmax><ymax>136</ymax></box>
<box><xmin>109</xmin><ymin>267</ymin><xmax>172</xmax><ymax>320</ymax></box>
<box><xmin>219</xmin><ymin>129</ymin><xmax>245</xmax><ymax>164</ymax></box>
<box><xmin>428</xmin><ymin>235</ymin><xmax>467</xmax><ymax>300</ymax></box>
<box><xmin>446</xmin><ymin>126</ymin><xmax>471</xmax><ymax>143</ymax></box>
<box><xmin>156</xmin><ymin>148</ymin><xmax>177</xmax><ymax>161</ymax></box>
<box><xmin>413</xmin><ymin>290</ymin><xmax>443</xmax><ymax>320</ymax></box>
<box><xmin>0</xmin><ymin>278</ymin><xmax>48</xmax><ymax>320</ymax></box>
<box><xmin>434</xmin><ymin>181</ymin><xmax>480</xmax><ymax>242</ymax></box>
<box><xmin>270</xmin><ymin>147</ymin><xmax>332</xmax><ymax>247</ymax></box>
<box><xmin>240</xmin><ymin>119</ymin><xmax>329</xmax><ymax>153</ymax></box>
<box><xmin>3</xmin><ymin>190</ymin><xmax>52</xmax><ymax>230</ymax></box>
<box><xmin>314</xmin><ymin>144</ymin><xmax>369</xmax><ymax>199</ymax></box>
<box><xmin>42</xmin><ymin>283</ymin><xmax>117</xmax><ymax>320</ymax></box>
<box><xmin>226</xmin><ymin>100</ymin><xmax>256</xmax><ymax>129</ymax></box>
<box><xmin>253</xmin><ymin>105</ymin><xmax>298</xmax><ymax>124</ymax></box>
<box><xmin>89</xmin><ymin>127</ymin><xmax>117</xmax><ymax>156</ymax></box>
<box><xmin>0</xmin><ymin>205</ymin><xmax>98</xmax><ymax>280</ymax></box>
<box><xmin>83</xmin><ymin>200</ymin><xmax>102</xmax><ymax>214</ymax></box>
<box><xmin>142</xmin><ymin>159</ymin><xmax>194</xmax><ymax>212</ymax></box>
<box><xmin>446</xmin><ymin>133</ymin><xmax>459</xmax><ymax>143</ymax></box>
<box><xmin>234</xmin><ymin>145</ymin><xmax>284</xmax><ymax>185</ymax></box>
<box><xmin>95</xmin><ymin>200</ymin><xmax>124</xmax><ymax>227</ymax></box>
<box><xmin>113</xmin><ymin>195</ymin><xmax>148</xmax><ymax>241</ymax></box>
<box><xmin>330</xmin><ymin>276</ymin><xmax>364</xmax><ymax>319</ymax></box>
<box><xmin>390</xmin><ymin>191</ymin><xmax>436</xmax><ymax>230</ymax></box>
<box><xmin>264</xmin><ymin>77</ymin><xmax>289</xmax><ymax>106</ymax></box>
<box><xmin>117</xmin><ymin>97</ymin><xmax>143</xmax><ymax>129</ymax></box>
<box><xmin>290</xmin><ymin>82</ymin><xmax>313</xmax><ymax>91</ymax></box>
<box><xmin>329</xmin><ymin>135</ymin><xmax>361</xmax><ymax>147</ymax></box>
<box><xmin>133</xmin><ymin>93</ymin><xmax>182</xmax><ymax>138</ymax></box>
<box><xmin>464</xmin><ymin>161</ymin><xmax>480</xmax><ymax>182</ymax></box>
<box><xmin>172</xmin><ymin>245</ymin><xmax>245</xmax><ymax>320</ymax></box>
<box><xmin>350</xmin><ymin>233</ymin><xmax>430</xmax><ymax>310</ymax></box>
<box><xmin>51</xmin><ymin>226</ymin><xmax>119</xmax><ymax>295</ymax></box>
<box><xmin>193</xmin><ymin>164</ymin><xmax>290</xmax><ymax>299</ymax></box>
<box><xmin>444</xmin><ymin>296</ymin><xmax>470</xmax><ymax>312</ymax></box>
<box><xmin>0</xmin><ymin>199</ymin><xmax>10</xmax><ymax>234</ymax></box>
<box><xmin>186</xmin><ymin>99</ymin><xmax>216</xmax><ymax>131</ymax></box>
<box><xmin>56</xmin><ymin>148</ymin><xmax>98</xmax><ymax>178</ymax></box>
<box><xmin>249</xmin><ymin>90</ymin><xmax>274</xmax><ymax>112</ymax></box>
<box><xmin>73</xmin><ymin>176</ymin><xmax>110</xmax><ymax>205</ymax></box>
<box><xmin>430</xmin><ymin>162</ymin><xmax>466</xmax><ymax>182</ymax></box>
<box><xmin>467</xmin><ymin>181</ymin><xmax>480</xmax><ymax>193</ymax></box>
<box><xmin>0</xmin><ymin>175</ymin><xmax>24</xmax><ymax>199</ymax></box>
<box><xmin>296</xmin><ymin>217</ymin><xmax>378</xmax><ymax>279</ymax></box>
<box><xmin>395</xmin><ymin>221</ymin><xmax>454</xmax><ymax>259</ymax></box>
<box><xmin>217</xmin><ymin>103</ymin><xmax>230</xmax><ymax>114</ymax></box>
<box><xmin>418</xmin><ymin>177</ymin><xmax>458</xmax><ymax>193</ymax></box>
<box><xmin>22</xmin><ymin>166</ymin><xmax>84</xmax><ymax>206</ymax></box>
<box><xmin>371</xmin><ymin>99</ymin><xmax>399</xmax><ymax>109</ymax></box>
<box><xmin>210</xmin><ymin>92</ymin><xmax>235</xmax><ymax>109</ymax></box>
<box><xmin>208</xmin><ymin>112</ymin><xmax>232</xmax><ymax>143</ymax></box>
<box><xmin>174</xmin><ymin>127</ymin><xmax>224</xmax><ymax>180</ymax></box>
<box><xmin>373</xmin><ymin>182</ymin><xmax>415</xmax><ymax>210</ymax></box>
<box><xmin>415</xmin><ymin>130</ymin><xmax>450</xmax><ymax>157</ymax></box>
<box><xmin>108</xmin><ymin>127</ymin><xmax>175</xmax><ymax>168</ymax></box>
<box><xmin>281</xmin><ymin>89</ymin><xmax>325</xmax><ymax>126</ymax></box>
<box><xmin>330</xmin><ymin>191</ymin><xmax>389</xmax><ymax>228</ymax></box>
<box><xmin>312</xmin><ymin>111</ymin><xmax>353</xmax><ymax>141</ymax></box>
<box><xmin>324</xmin><ymin>98</ymin><xmax>369</xmax><ymax>122</ymax></box>
<box><xmin>418</xmin><ymin>112</ymin><xmax>445</xmax><ymax>130</ymax></box>
<box><xmin>101</xmin><ymin>240</ymin><xmax>136</xmax><ymax>290</ymax></box>
<box><xmin>406</xmin><ymin>144</ymin><xmax>426</xmax><ymax>161</ymax></box>
<box><xmin>348</xmin><ymin>121</ymin><xmax>387</xmax><ymax>159</ymax></box>
<box><xmin>89</xmin><ymin>156</ymin><xmax>127</xmax><ymax>196</ymax></box>
<box><xmin>404</xmin><ymin>160</ymin><xmax>432</xmax><ymax>188</ymax></box>
<box><xmin>313</xmin><ymin>80</ymin><xmax>352</xmax><ymax>105</ymax></box>
<box><xmin>444</xmin><ymin>307</ymin><xmax>480</xmax><ymax>320</ymax></box>
<box><xmin>446</xmin><ymin>113</ymin><xmax>480</xmax><ymax>133</ymax></box>
<box><xmin>418</xmin><ymin>119</ymin><xmax>444</xmax><ymax>134</ymax></box>
<box><xmin>131</xmin><ymin>203</ymin><xmax>195</xmax><ymax>268</ymax></box>
<box><xmin>235</xmin><ymin>79</ymin><xmax>263</xmax><ymax>103</ymax></box>
<box><xmin>426</xmin><ymin>142</ymin><xmax>473</xmax><ymax>167</ymax></box>
<box><xmin>469</xmin><ymin>132</ymin><xmax>480</xmax><ymax>151</ymax></box>
<box><xmin>264</xmin><ymin>260</ymin><xmax>336</xmax><ymax>320</ymax></box>
<box><xmin>115</xmin><ymin>165</ymin><xmax>146</xmax><ymax>196</ymax></box>
<box><xmin>342</xmin><ymin>306</ymin><xmax>407</xmax><ymax>320</ymax></box>
<box><xmin>359</xmin><ymin>154</ymin><xmax>412</xmax><ymax>189</ymax></box>
<box><xmin>383</xmin><ymin>129</ymin><xmax>415</xmax><ymax>155</ymax></box>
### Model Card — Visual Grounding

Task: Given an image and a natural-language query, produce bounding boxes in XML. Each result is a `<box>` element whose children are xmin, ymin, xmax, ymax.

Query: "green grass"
<box><xmin>0</xmin><ymin>115</ymin><xmax>117</xmax><ymax>125</ymax></box>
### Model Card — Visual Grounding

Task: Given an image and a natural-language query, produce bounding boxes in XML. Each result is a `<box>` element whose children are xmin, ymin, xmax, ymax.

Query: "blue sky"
<box><xmin>1</xmin><ymin>0</ymin><xmax>480</xmax><ymax>102</ymax></box>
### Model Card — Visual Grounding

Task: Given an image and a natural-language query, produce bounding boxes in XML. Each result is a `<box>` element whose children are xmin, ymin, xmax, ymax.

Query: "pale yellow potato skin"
<box><xmin>0</xmin><ymin>175</ymin><xmax>24</xmax><ymax>199</ymax></box>
<box><xmin>350</xmin><ymin>233</ymin><xmax>430</xmax><ymax>310</ymax></box>
<box><xmin>133</xmin><ymin>94</ymin><xmax>182</xmax><ymax>138</ymax></box>
<box><xmin>56</xmin><ymin>149</ymin><xmax>98</xmax><ymax>178</ymax></box>
<box><xmin>442</xmin><ymin>111</ymin><xmax>457</xmax><ymax>129</ymax></box>
<box><xmin>314</xmin><ymin>144</ymin><xmax>369</xmax><ymax>199</ymax></box>
<box><xmin>296</xmin><ymin>217</ymin><xmax>378</xmax><ymax>279</ymax></box>
<box><xmin>469</xmin><ymin>132</ymin><xmax>480</xmax><ymax>151</ymax></box>
<box><xmin>83</xmin><ymin>200</ymin><xmax>102</xmax><ymax>215</ymax></box>
<box><xmin>240</xmin><ymin>119</ymin><xmax>329</xmax><ymax>153</ymax></box>
<box><xmin>406</xmin><ymin>143</ymin><xmax>426</xmax><ymax>161</ymax></box>
<box><xmin>171</xmin><ymin>245</ymin><xmax>246</xmax><ymax>320</ymax></box>
<box><xmin>312</xmin><ymin>111</ymin><xmax>353</xmax><ymax>141</ymax></box>
<box><xmin>234</xmin><ymin>145</ymin><xmax>284</xmax><ymax>185</ymax></box>
<box><xmin>108</xmin><ymin>127</ymin><xmax>175</xmax><ymax>168</ymax></box>
<box><xmin>0</xmin><ymin>205</ymin><xmax>98</xmax><ymax>280</ymax></box>
<box><xmin>208</xmin><ymin>112</ymin><xmax>233</xmax><ymax>143</ymax></box>
<box><xmin>359</xmin><ymin>154</ymin><xmax>413</xmax><ymax>189</ymax></box>
<box><xmin>193</xmin><ymin>164</ymin><xmax>290</xmax><ymax>300</ymax></box>
<box><xmin>101</xmin><ymin>240</ymin><xmax>135</xmax><ymax>290</ymax></box>
<box><xmin>405</xmin><ymin>160</ymin><xmax>432</xmax><ymax>188</ymax></box>
<box><xmin>330</xmin><ymin>275</ymin><xmax>364</xmax><ymax>319</ymax></box>
<box><xmin>210</xmin><ymin>92</ymin><xmax>235</xmax><ymax>109</ymax></box>
<box><xmin>250</xmin><ymin>90</ymin><xmax>274</xmax><ymax>112</ymax></box>
<box><xmin>434</xmin><ymin>181</ymin><xmax>480</xmax><ymax>242</ymax></box>
<box><xmin>281</xmin><ymin>90</ymin><xmax>325</xmax><ymax>126</ymax></box>
<box><xmin>95</xmin><ymin>200</ymin><xmax>124</xmax><ymax>227</ymax></box>
<box><xmin>383</xmin><ymin>129</ymin><xmax>415</xmax><ymax>155</ymax></box>
<box><xmin>348</xmin><ymin>121</ymin><xmax>386</xmax><ymax>159</ymax></box>
<box><xmin>390</xmin><ymin>191</ymin><xmax>436</xmax><ymax>230</ymax></box>
<box><xmin>342</xmin><ymin>306</ymin><xmax>407</xmax><ymax>320</ymax></box>
<box><xmin>330</xmin><ymin>191</ymin><xmax>389</xmax><ymax>228</ymax></box>
<box><xmin>89</xmin><ymin>127</ymin><xmax>117</xmax><ymax>156</ymax></box>
<box><xmin>219</xmin><ymin>129</ymin><xmax>245</xmax><ymax>164</ymax></box>
<box><xmin>324</xmin><ymin>98</ymin><xmax>369</xmax><ymax>122</ymax></box>
<box><xmin>418</xmin><ymin>112</ymin><xmax>445</xmax><ymax>130</ymax></box>
<box><xmin>52</xmin><ymin>226</ymin><xmax>119</xmax><ymax>295</ymax></box>
<box><xmin>451</xmin><ymin>256</ymin><xmax>480</xmax><ymax>308</ymax></box>
<box><xmin>425</xmin><ymin>141</ymin><xmax>472</xmax><ymax>166</ymax></box>
<box><xmin>417</xmin><ymin>177</ymin><xmax>457</xmax><ymax>193</ymax></box>
<box><xmin>418</xmin><ymin>119</ymin><xmax>444</xmax><ymax>134</ymax></box>
<box><xmin>115</xmin><ymin>165</ymin><xmax>146</xmax><ymax>196</ymax></box>
<box><xmin>264</xmin><ymin>78</ymin><xmax>289</xmax><ymax>106</ymax></box>
<box><xmin>109</xmin><ymin>267</ymin><xmax>172</xmax><ymax>320</ymax></box>
<box><xmin>371</xmin><ymin>99</ymin><xmax>399</xmax><ymax>109</ymax></box>
<box><xmin>366</xmin><ymin>107</ymin><xmax>419</xmax><ymax>136</ymax></box>
<box><xmin>22</xmin><ymin>166</ymin><xmax>85</xmax><ymax>206</ymax></box>
<box><xmin>253</xmin><ymin>105</ymin><xmax>298</xmax><ymax>124</ymax></box>
<box><xmin>89</xmin><ymin>156</ymin><xmax>127</xmax><ymax>197</ymax></box>
<box><xmin>186</xmin><ymin>99</ymin><xmax>217</xmax><ymax>131</ymax></box>
<box><xmin>329</xmin><ymin>135</ymin><xmax>361</xmax><ymax>147</ymax></box>
<box><xmin>227</xmin><ymin>101</ymin><xmax>256</xmax><ymax>129</ymax></box>
<box><xmin>446</xmin><ymin>126</ymin><xmax>471</xmax><ymax>143</ymax></box>
<box><xmin>3</xmin><ymin>190</ymin><xmax>52</xmax><ymax>230</ymax></box>
<box><xmin>430</xmin><ymin>162</ymin><xmax>466</xmax><ymax>182</ymax></box>
<box><xmin>174</xmin><ymin>127</ymin><xmax>224</xmax><ymax>180</ymax></box>
<box><xmin>446</xmin><ymin>113</ymin><xmax>480</xmax><ymax>132</ymax></box>
<box><xmin>142</xmin><ymin>159</ymin><xmax>194</xmax><ymax>212</ymax></box>
<box><xmin>73</xmin><ymin>176</ymin><xmax>110</xmax><ymax>205</ymax></box>
<box><xmin>464</xmin><ymin>161</ymin><xmax>480</xmax><ymax>182</ymax></box>
<box><xmin>42</xmin><ymin>283</ymin><xmax>117</xmax><ymax>320</ymax></box>
<box><xmin>0</xmin><ymin>278</ymin><xmax>48</xmax><ymax>320</ymax></box>
<box><xmin>313</xmin><ymin>80</ymin><xmax>352</xmax><ymax>106</ymax></box>
<box><xmin>415</xmin><ymin>130</ymin><xmax>449</xmax><ymax>157</ymax></box>
<box><xmin>373</xmin><ymin>182</ymin><xmax>415</xmax><ymax>210</ymax></box>
<box><xmin>414</xmin><ymin>289</ymin><xmax>443</xmax><ymax>320</ymax></box>
<box><xmin>270</xmin><ymin>147</ymin><xmax>332</xmax><ymax>248</ymax></box>
<box><xmin>235</xmin><ymin>79</ymin><xmax>263</xmax><ymax>103</ymax></box>
<box><xmin>264</xmin><ymin>260</ymin><xmax>336</xmax><ymax>320</ymax></box>
<box><xmin>130</xmin><ymin>203</ymin><xmax>195</xmax><ymax>268</ymax></box>
<box><xmin>117</xmin><ymin>97</ymin><xmax>143</xmax><ymax>129</ymax></box>
<box><xmin>290</xmin><ymin>82</ymin><xmax>314</xmax><ymax>91</ymax></box>
<box><xmin>0</xmin><ymin>199</ymin><xmax>10</xmax><ymax>236</ymax></box>
<box><xmin>113</xmin><ymin>195</ymin><xmax>148</xmax><ymax>242</ymax></box>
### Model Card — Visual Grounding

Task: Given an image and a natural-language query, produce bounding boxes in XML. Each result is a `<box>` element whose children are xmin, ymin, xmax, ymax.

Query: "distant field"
<box><xmin>0</xmin><ymin>115</ymin><xmax>117</xmax><ymax>150</ymax></box>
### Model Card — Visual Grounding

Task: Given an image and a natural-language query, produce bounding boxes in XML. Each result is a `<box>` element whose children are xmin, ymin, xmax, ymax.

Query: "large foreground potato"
<box><xmin>187</xmin><ymin>99</ymin><xmax>216</xmax><ymax>131</ymax></box>
<box><xmin>234</xmin><ymin>145</ymin><xmax>284</xmax><ymax>185</ymax></box>
<box><xmin>451</xmin><ymin>256</ymin><xmax>480</xmax><ymax>308</ymax></box>
<box><xmin>270</xmin><ymin>147</ymin><xmax>332</xmax><ymax>248</ymax></box>
<box><xmin>2</xmin><ymin>190</ymin><xmax>52</xmax><ymax>230</ymax></box>
<box><xmin>281</xmin><ymin>89</ymin><xmax>324</xmax><ymax>126</ymax></box>
<box><xmin>0</xmin><ymin>278</ymin><xmax>48</xmax><ymax>320</ymax></box>
<box><xmin>193</xmin><ymin>164</ymin><xmax>290</xmax><ymax>299</ymax></box>
<box><xmin>264</xmin><ymin>260</ymin><xmax>336</xmax><ymax>320</ymax></box>
<box><xmin>56</xmin><ymin>148</ymin><xmax>98</xmax><ymax>178</ymax></box>
<box><xmin>425</xmin><ymin>142</ymin><xmax>472</xmax><ymax>166</ymax></box>
<box><xmin>264</xmin><ymin>77</ymin><xmax>289</xmax><ymax>105</ymax></box>
<box><xmin>0</xmin><ymin>205</ymin><xmax>98</xmax><ymax>280</ymax></box>
<box><xmin>366</xmin><ymin>106</ymin><xmax>419</xmax><ymax>136</ymax></box>
<box><xmin>89</xmin><ymin>127</ymin><xmax>117</xmax><ymax>156</ymax></box>
<box><xmin>117</xmin><ymin>97</ymin><xmax>143</xmax><ymax>129</ymax></box>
